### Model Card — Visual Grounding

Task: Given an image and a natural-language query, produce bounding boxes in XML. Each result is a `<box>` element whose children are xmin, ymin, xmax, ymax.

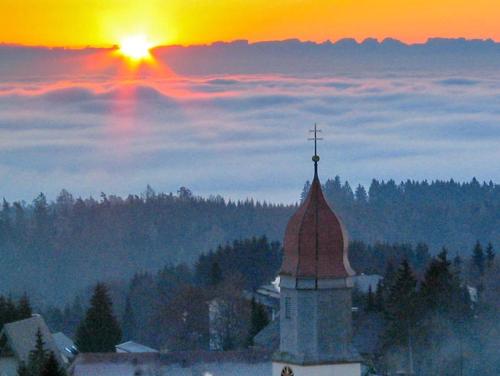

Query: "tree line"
<box><xmin>0</xmin><ymin>176</ymin><xmax>498</xmax><ymax>304</ymax></box>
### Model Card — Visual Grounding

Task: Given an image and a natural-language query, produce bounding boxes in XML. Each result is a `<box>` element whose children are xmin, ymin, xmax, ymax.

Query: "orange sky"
<box><xmin>1</xmin><ymin>0</ymin><xmax>499</xmax><ymax>47</ymax></box>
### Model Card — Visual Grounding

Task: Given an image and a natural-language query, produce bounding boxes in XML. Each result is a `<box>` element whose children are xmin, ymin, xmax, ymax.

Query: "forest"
<box><xmin>0</xmin><ymin>177</ymin><xmax>499</xmax><ymax>304</ymax></box>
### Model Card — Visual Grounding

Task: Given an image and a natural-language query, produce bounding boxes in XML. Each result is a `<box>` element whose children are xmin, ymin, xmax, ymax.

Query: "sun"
<box><xmin>118</xmin><ymin>35</ymin><xmax>153</xmax><ymax>61</ymax></box>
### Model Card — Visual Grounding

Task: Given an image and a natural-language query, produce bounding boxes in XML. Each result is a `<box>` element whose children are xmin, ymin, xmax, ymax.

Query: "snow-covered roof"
<box><xmin>256</xmin><ymin>278</ymin><xmax>280</xmax><ymax>299</ymax></box>
<box><xmin>53</xmin><ymin>332</ymin><xmax>78</xmax><ymax>361</ymax></box>
<box><xmin>0</xmin><ymin>315</ymin><xmax>63</xmax><ymax>365</ymax></box>
<box><xmin>115</xmin><ymin>341</ymin><xmax>158</xmax><ymax>353</ymax></box>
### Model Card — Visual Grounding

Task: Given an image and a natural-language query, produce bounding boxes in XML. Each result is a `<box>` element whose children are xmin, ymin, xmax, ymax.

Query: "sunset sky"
<box><xmin>1</xmin><ymin>0</ymin><xmax>500</xmax><ymax>47</ymax></box>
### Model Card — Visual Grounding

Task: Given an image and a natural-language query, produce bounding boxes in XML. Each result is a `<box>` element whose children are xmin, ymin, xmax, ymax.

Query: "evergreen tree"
<box><xmin>452</xmin><ymin>254</ymin><xmax>463</xmax><ymax>276</ymax></box>
<box><xmin>32</xmin><ymin>193</ymin><xmax>50</xmax><ymax>247</ymax></box>
<box><xmin>374</xmin><ymin>279</ymin><xmax>385</xmax><ymax>312</ymax></box>
<box><xmin>16</xmin><ymin>362</ymin><xmax>30</xmax><ymax>376</ymax></box>
<box><xmin>17</xmin><ymin>293</ymin><xmax>32</xmax><ymax>319</ymax></box>
<box><xmin>41</xmin><ymin>352</ymin><xmax>65</xmax><ymax>376</ymax></box>
<box><xmin>485</xmin><ymin>242</ymin><xmax>495</xmax><ymax>269</ymax></box>
<box><xmin>421</xmin><ymin>248</ymin><xmax>461</xmax><ymax>312</ymax></box>
<box><xmin>28</xmin><ymin>328</ymin><xmax>48</xmax><ymax>376</ymax></box>
<box><xmin>75</xmin><ymin>283</ymin><xmax>122</xmax><ymax>352</ymax></box>
<box><xmin>472</xmin><ymin>241</ymin><xmax>485</xmax><ymax>278</ymax></box>
<box><xmin>384</xmin><ymin>261</ymin><xmax>397</xmax><ymax>289</ymax></box>
<box><xmin>300</xmin><ymin>181</ymin><xmax>311</xmax><ymax>202</ymax></box>
<box><xmin>354</xmin><ymin>184</ymin><xmax>368</xmax><ymax>203</ymax></box>
<box><xmin>247</xmin><ymin>298</ymin><xmax>269</xmax><ymax>346</ymax></box>
<box><xmin>209</xmin><ymin>261</ymin><xmax>223</xmax><ymax>286</ymax></box>
<box><xmin>417</xmin><ymin>249</ymin><xmax>473</xmax><ymax>375</ymax></box>
<box><xmin>1</xmin><ymin>296</ymin><xmax>18</xmax><ymax>325</ymax></box>
<box><xmin>384</xmin><ymin>260</ymin><xmax>417</xmax><ymax>347</ymax></box>
<box><xmin>1</xmin><ymin>199</ymin><xmax>11</xmax><ymax>236</ymax></box>
<box><xmin>366</xmin><ymin>285</ymin><xmax>375</xmax><ymax>311</ymax></box>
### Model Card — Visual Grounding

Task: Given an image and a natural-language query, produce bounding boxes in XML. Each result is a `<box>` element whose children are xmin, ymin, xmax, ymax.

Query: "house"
<box><xmin>0</xmin><ymin>315</ymin><xmax>64</xmax><ymax>376</ymax></box>
<box><xmin>115</xmin><ymin>341</ymin><xmax>158</xmax><ymax>353</ymax></box>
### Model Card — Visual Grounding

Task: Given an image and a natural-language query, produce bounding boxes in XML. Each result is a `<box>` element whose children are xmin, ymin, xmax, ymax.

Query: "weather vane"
<box><xmin>308</xmin><ymin>123</ymin><xmax>323</xmax><ymax>176</ymax></box>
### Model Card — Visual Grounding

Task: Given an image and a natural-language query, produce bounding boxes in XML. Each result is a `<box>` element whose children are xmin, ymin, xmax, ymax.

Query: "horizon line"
<box><xmin>1</xmin><ymin>36</ymin><xmax>500</xmax><ymax>50</ymax></box>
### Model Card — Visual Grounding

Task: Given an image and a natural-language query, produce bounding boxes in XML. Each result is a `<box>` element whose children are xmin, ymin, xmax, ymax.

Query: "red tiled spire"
<box><xmin>280</xmin><ymin>173</ymin><xmax>355</xmax><ymax>280</ymax></box>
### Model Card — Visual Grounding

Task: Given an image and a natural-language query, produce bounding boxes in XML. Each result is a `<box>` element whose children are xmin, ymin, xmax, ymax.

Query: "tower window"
<box><xmin>285</xmin><ymin>297</ymin><xmax>292</xmax><ymax>319</ymax></box>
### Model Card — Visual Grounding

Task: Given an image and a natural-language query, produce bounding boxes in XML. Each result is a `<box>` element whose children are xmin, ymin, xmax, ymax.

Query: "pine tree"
<box><xmin>384</xmin><ymin>261</ymin><xmax>397</xmax><ymax>289</ymax></box>
<box><xmin>1</xmin><ymin>198</ymin><xmax>11</xmax><ymax>229</ymax></box>
<box><xmin>384</xmin><ymin>260</ymin><xmax>417</xmax><ymax>347</ymax></box>
<box><xmin>418</xmin><ymin>249</ymin><xmax>473</xmax><ymax>375</ymax></box>
<box><xmin>421</xmin><ymin>248</ymin><xmax>461</xmax><ymax>312</ymax></box>
<box><xmin>3</xmin><ymin>296</ymin><xmax>17</xmax><ymax>325</ymax></box>
<box><xmin>16</xmin><ymin>362</ymin><xmax>30</xmax><ymax>376</ymax></box>
<box><xmin>366</xmin><ymin>285</ymin><xmax>375</xmax><ymax>311</ymax></box>
<box><xmin>41</xmin><ymin>352</ymin><xmax>65</xmax><ymax>376</ymax></box>
<box><xmin>374</xmin><ymin>280</ymin><xmax>385</xmax><ymax>312</ymax></box>
<box><xmin>28</xmin><ymin>328</ymin><xmax>48</xmax><ymax>376</ymax></box>
<box><xmin>485</xmin><ymin>242</ymin><xmax>495</xmax><ymax>269</ymax></box>
<box><xmin>452</xmin><ymin>254</ymin><xmax>463</xmax><ymax>277</ymax></box>
<box><xmin>0</xmin><ymin>295</ymin><xmax>18</xmax><ymax>327</ymax></box>
<box><xmin>300</xmin><ymin>181</ymin><xmax>311</xmax><ymax>202</ymax></box>
<box><xmin>472</xmin><ymin>241</ymin><xmax>485</xmax><ymax>278</ymax></box>
<box><xmin>354</xmin><ymin>184</ymin><xmax>368</xmax><ymax>204</ymax></box>
<box><xmin>17</xmin><ymin>293</ymin><xmax>32</xmax><ymax>319</ymax></box>
<box><xmin>75</xmin><ymin>283</ymin><xmax>122</xmax><ymax>352</ymax></box>
<box><xmin>209</xmin><ymin>261</ymin><xmax>223</xmax><ymax>286</ymax></box>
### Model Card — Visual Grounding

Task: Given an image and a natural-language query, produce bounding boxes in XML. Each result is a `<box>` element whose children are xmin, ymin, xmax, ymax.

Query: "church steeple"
<box><xmin>280</xmin><ymin>125</ymin><xmax>355</xmax><ymax>281</ymax></box>
<box><xmin>273</xmin><ymin>128</ymin><xmax>362</xmax><ymax>376</ymax></box>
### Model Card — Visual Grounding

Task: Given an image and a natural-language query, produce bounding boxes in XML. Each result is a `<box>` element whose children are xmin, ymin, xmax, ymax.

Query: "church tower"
<box><xmin>272</xmin><ymin>126</ymin><xmax>363</xmax><ymax>376</ymax></box>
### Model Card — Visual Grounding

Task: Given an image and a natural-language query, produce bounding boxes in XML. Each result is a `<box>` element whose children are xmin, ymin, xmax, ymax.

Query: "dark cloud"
<box><xmin>437</xmin><ymin>78</ymin><xmax>481</xmax><ymax>86</ymax></box>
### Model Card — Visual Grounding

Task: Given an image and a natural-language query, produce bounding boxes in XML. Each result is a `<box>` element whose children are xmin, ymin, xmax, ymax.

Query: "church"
<box><xmin>69</xmin><ymin>143</ymin><xmax>367</xmax><ymax>376</ymax></box>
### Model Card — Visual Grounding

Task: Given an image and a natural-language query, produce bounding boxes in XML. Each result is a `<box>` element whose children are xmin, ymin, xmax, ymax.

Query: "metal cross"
<box><xmin>308</xmin><ymin>124</ymin><xmax>323</xmax><ymax>174</ymax></box>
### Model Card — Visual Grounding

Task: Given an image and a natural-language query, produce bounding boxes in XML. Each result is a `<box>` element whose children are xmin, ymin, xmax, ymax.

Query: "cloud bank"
<box><xmin>1</xmin><ymin>42</ymin><xmax>500</xmax><ymax>203</ymax></box>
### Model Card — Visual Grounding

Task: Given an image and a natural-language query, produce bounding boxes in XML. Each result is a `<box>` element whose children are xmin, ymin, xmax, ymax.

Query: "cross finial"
<box><xmin>308</xmin><ymin>123</ymin><xmax>323</xmax><ymax>177</ymax></box>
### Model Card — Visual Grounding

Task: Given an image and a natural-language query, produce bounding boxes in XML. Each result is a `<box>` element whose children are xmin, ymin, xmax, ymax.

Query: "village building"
<box><xmin>0</xmin><ymin>315</ymin><xmax>65</xmax><ymax>376</ymax></box>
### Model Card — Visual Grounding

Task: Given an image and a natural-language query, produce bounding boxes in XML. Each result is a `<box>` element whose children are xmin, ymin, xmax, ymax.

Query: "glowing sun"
<box><xmin>119</xmin><ymin>35</ymin><xmax>153</xmax><ymax>61</ymax></box>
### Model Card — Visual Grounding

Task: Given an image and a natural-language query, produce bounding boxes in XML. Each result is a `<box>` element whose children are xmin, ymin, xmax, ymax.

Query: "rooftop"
<box><xmin>280</xmin><ymin>172</ymin><xmax>355</xmax><ymax>280</ymax></box>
